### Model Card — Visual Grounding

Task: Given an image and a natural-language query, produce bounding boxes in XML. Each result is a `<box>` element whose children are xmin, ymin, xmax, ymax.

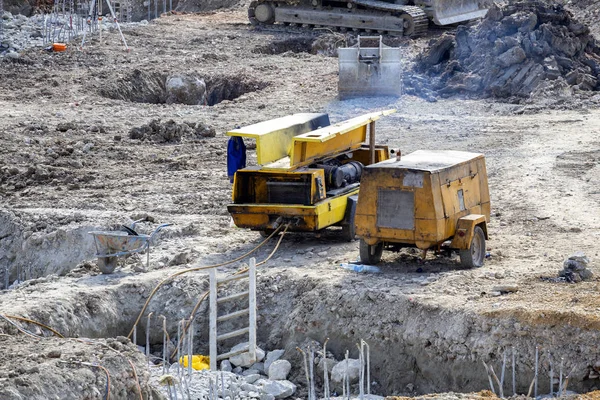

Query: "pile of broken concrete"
<box><xmin>416</xmin><ymin>0</ymin><xmax>600</xmax><ymax>98</ymax></box>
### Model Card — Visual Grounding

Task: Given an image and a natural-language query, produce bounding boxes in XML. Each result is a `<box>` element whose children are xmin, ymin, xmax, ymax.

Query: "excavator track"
<box><xmin>249</xmin><ymin>0</ymin><xmax>429</xmax><ymax>37</ymax></box>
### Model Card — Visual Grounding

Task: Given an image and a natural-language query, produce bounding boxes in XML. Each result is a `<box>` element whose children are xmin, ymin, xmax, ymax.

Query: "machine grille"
<box><xmin>377</xmin><ymin>189</ymin><xmax>414</xmax><ymax>230</ymax></box>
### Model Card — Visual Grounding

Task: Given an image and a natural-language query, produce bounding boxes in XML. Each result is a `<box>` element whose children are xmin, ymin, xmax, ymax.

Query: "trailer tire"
<box><xmin>359</xmin><ymin>239</ymin><xmax>383</xmax><ymax>265</ymax></box>
<box><xmin>341</xmin><ymin>195</ymin><xmax>358</xmax><ymax>242</ymax></box>
<box><xmin>459</xmin><ymin>225</ymin><xmax>486</xmax><ymax>268</ymax></box>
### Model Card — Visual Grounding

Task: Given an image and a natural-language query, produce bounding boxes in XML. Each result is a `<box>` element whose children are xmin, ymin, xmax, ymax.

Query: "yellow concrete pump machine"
<box><xmin>227</xmin><ymin>110</ymin><xmax>394</xmax><ymax>240</ymax></box>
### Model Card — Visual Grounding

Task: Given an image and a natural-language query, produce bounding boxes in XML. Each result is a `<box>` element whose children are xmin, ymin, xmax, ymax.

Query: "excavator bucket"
<box><xmin>431</xmin><ymin>0</ymin><xmax>488</xmax><ymax>25</ymax></box>
<box><xmin>338</xmin><ymin>36</ymin><xmax>402</xmax><ymax>100</ymax></box>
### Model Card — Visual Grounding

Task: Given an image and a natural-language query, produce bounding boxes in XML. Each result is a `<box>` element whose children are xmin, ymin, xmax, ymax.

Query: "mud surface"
<box><xmin>0</xmin><ymin>2</ymin><xmax>600</xmax><ymax>399</ymax></box>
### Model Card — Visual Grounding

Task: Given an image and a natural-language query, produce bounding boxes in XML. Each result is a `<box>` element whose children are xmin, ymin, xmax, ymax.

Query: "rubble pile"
<box><xmin>559</xmin><ymin>251</ymin><xmax>594</xmax><ymax>282</ymax></box>
<box><xmin>417</xmin><ymin>0</ymin><xmax>600</xmax><ymax>98</ymax></box>
<box><xmin>129</xmin><ymin>119</ymin><xmax>216</xmax><ymax>143</ymax></box>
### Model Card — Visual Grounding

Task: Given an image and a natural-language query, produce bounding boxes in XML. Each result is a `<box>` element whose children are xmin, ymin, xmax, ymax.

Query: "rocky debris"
<box><xmin>492</xmin><ymin>284</ymin><xmax>519</xmax><ymax>293</ymax></box>
<box><xmin>416</xmin><ymin>0</ymin><xmax>600</xmax><ymax>99</ymax></box>
<box><xmin>264</xmin><ymin>349</ymin><xmax>285</xmax><ymax>372</ymax></box>
<box><xmin>260</xmin><ymin>379</ymin><xmax>296</xmax><ymax>399</ymax></box>
<box><xmin>165</xmin><ymin>74</ymin><xmax>207</xmax><ymax>105</ymax></box>
<box><xmin>331</xmin><ymin>358</ymin><xmax>361</xmax><ymax>384</ymax></box>
<box><xmin>559</xmin><ymin>251</ymin><xmax>594</xmax><ymax>282</ymax></box>
<box><xmin>128</xmin><ymin>119</ymin><xmax>216</xmax><ymax>143</ymax></box>
<box><xmin>229</xmin><ymin>342</ymin><xmax>266</xmax><ymax>367</ymax></box>
<box><xmin>0</xmin><ymin>335</ymin><xmax>158</xmax><ymax>399</ymax></box>
<box><xmin>268</xmin><ymin>359</ymin><xmax>291</xmax><ymax>381</ymax></box>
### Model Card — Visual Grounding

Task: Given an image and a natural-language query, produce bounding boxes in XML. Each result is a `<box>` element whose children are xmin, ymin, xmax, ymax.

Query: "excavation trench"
<box><xmin>2</xmin><ymin>258</ymin><xmax>600</xmax><ymax>397</ymax></box>
<box><xmin>97</xmin><ymin>70</ymin><xmax>268</xmax><ymax>106</ymax></box>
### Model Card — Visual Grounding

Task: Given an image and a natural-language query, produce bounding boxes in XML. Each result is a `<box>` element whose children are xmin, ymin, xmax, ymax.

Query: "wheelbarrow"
<box><xmin>89</xmin><ymin>220</ymin><xmax>171</xmax><ymax>274</ymax></box>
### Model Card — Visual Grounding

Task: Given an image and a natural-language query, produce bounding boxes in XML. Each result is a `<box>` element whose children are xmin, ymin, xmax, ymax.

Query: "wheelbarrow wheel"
<box><xmin>97</xmin><ymin>256</ymin><xmax>118</xmax><ymax>274</ymax></box>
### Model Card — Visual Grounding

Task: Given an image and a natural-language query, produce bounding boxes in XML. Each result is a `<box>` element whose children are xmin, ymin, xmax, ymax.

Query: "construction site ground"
<box><xmin>1</xmin><ymin>3</ymin><xmax>600</xmax><ymax>399</ymax></box>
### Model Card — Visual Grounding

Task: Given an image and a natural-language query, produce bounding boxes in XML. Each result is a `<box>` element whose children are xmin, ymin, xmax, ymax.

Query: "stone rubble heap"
<box><xmin>559</xmin><ymin>251</ymin><xmax>593</xmax><ymax>282</ymax></box>
<box><xmin>416</xmin><ymin>0</ymin><xmax>600</xmax><ymax>99</ymax></box>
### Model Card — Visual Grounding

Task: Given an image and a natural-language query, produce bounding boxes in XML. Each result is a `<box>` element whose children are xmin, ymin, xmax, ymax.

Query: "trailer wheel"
<box><xmin>359</xmin><ymin>239</ymin><xmax>383</xmax><ymax>265</ymax></box>
<box><xmin>97</xmin><ymin>256</ymin><xmax>117</xmax><ymax>274</ymax></box>
<box><xmin>459</xmin><ymin>226</ymin><xmax>486</xmax><ymax>268</ymax></box>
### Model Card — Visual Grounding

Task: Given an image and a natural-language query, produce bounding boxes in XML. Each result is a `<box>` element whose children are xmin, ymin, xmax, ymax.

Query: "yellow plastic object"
<box><xmin>179</xmin><ymin>355</ymin><xmax>210</xmax><ymax>371</ymax></box>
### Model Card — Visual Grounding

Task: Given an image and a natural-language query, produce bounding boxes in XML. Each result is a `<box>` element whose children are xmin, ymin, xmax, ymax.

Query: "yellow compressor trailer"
<box><xmin>355</xmin><ymin>150</ymin><xmax>491</xmax><ymax>267</ymax></box>
<box><xmin>227</xmin><ymin>110</ymin><xmax>394</xmax><ymax>240</ymax></box>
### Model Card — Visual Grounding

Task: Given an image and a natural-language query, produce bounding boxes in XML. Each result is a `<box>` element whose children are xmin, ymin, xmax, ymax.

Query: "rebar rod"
<box><xmin>490</xmin><ymin>365</ymin><xmax>503</xmax><ymax>399</ymax></box>
<box><xmin>364</xmin><ymin>340</ymin><xmax>370</xmax><ymax>396</ymax></box>
<box><xmin>323</xmin><ymin>338</ymin><xmax>330</xmax><ymax>400</ymax></box>
<box><xmin>309</xmin><ymin>346</ymin><xmax>316</xmax><ymax>400</ymax></box>
<box><xmin>500</xmin><ymin>350</ymin><xmax>506</xmax><ymax>390</ymax></box>
<box><xmin>534</xmin><ymin>345</ymin><xmax>539</xmax><ymax>398</ymax></box>
<box><xmin>345</xmin><ymin>350</ymin><xmax>350</xmax><ymax>400</ymax></box>
<box><xmin>162</xmin><ymin>316</ymin><xmax>168</xmax><ymax>375</ymax></box>
<box><xmin>146</xmin><ymin>312</ymin><xmax>153</xmax><ymax>367</ymax></box>
<box><xmin>547</xmin><ymin>350</ymin><xmax>554</xmax><ymax>397</ymax></box>
<box><xmin>177</xmin><ymin>319</ymin><xmax>182</xmax><ymax>381</ymax></box>
<box><xmin>482</xmin><ymin>361</ymin><xmax>496</xmax><ymax>395</ymax></box>
<box><xmin>559</xmin><ymin>357</ymin><xmax>564</xmax><ymax>395</ymax></box>
<box><xmin>297</xmin><ymin>347</ymin><xmax>311</xmax><ymax>400</ymax></box>
<box><xmin>512</xmin><ymin>347</ymin><xmax>516</xmax><ymax>396</ymax></box>
<box><xmin>562</xmin><ymin>365</ymin><xmax>576</xmax><ymax>396</ymax></box>
<box><xmin>357</xmin><ymin>343</ymin><xmax>364</xmax><ymax>400</ymax></box>
<box><xmin>187</xmin><ymin>319</ymin><xmax>193</xmax><ymax>377</ymax></box>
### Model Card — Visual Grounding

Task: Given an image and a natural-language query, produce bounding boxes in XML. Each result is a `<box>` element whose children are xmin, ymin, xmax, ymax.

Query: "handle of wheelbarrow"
<box><xmin>130</xmin><ymin>218</ymin><xmax>148</xmax><ymax>230</ymax></box>
<box><xmin>149</xmin><ymin>223</ymin><xmax>172</xmax><ymax>241</ymax></box>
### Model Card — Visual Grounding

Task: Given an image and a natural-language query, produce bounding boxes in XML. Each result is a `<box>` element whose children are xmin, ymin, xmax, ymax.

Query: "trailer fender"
<box><xmin>450</xmin><ymin>214</ymin><xmax>488</xmax><ymax>250</ymax></box>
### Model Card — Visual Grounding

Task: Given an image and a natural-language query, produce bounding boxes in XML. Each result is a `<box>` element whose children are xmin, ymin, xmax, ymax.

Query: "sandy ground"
<box><xmin>0</xmin><ymin>4</ymin><xmax>600</xmax><ymax>399</ymax></box>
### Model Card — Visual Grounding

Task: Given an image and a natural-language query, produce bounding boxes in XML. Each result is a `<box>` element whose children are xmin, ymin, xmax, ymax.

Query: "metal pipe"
<box><xmin>363</xmin><ymin>340</ymin><xmax>370</xmax><ymax>395</ymax></box>
<box><xmin>369</xmin><ymin>121</ymin><xmax>375</xmax><ymax>164</ymax></box>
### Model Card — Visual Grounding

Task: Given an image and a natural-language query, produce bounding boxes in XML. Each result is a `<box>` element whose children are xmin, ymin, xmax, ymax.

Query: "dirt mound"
<box><xmin>416</xmin><ymin>0</ymin><xmax>600</xmax><ymax>99</ymax></box>
<box><xmin>129</xmin><ymin>119</ymin><xmax>216</xmax><ymax>143</ymax></box>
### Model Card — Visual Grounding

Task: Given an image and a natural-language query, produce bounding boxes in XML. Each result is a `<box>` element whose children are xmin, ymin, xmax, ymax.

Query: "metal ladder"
<box><xmin>209</xmin><ymin>258</ymin><xmax>257</xmax><ymax>371</ymax></box>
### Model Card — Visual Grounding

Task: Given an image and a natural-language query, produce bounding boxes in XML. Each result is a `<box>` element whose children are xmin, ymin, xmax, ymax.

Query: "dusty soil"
<box><xmin>0</xmin><ymin>2</ymin><xmax>600</xmax><ymax>399</ymax></box>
